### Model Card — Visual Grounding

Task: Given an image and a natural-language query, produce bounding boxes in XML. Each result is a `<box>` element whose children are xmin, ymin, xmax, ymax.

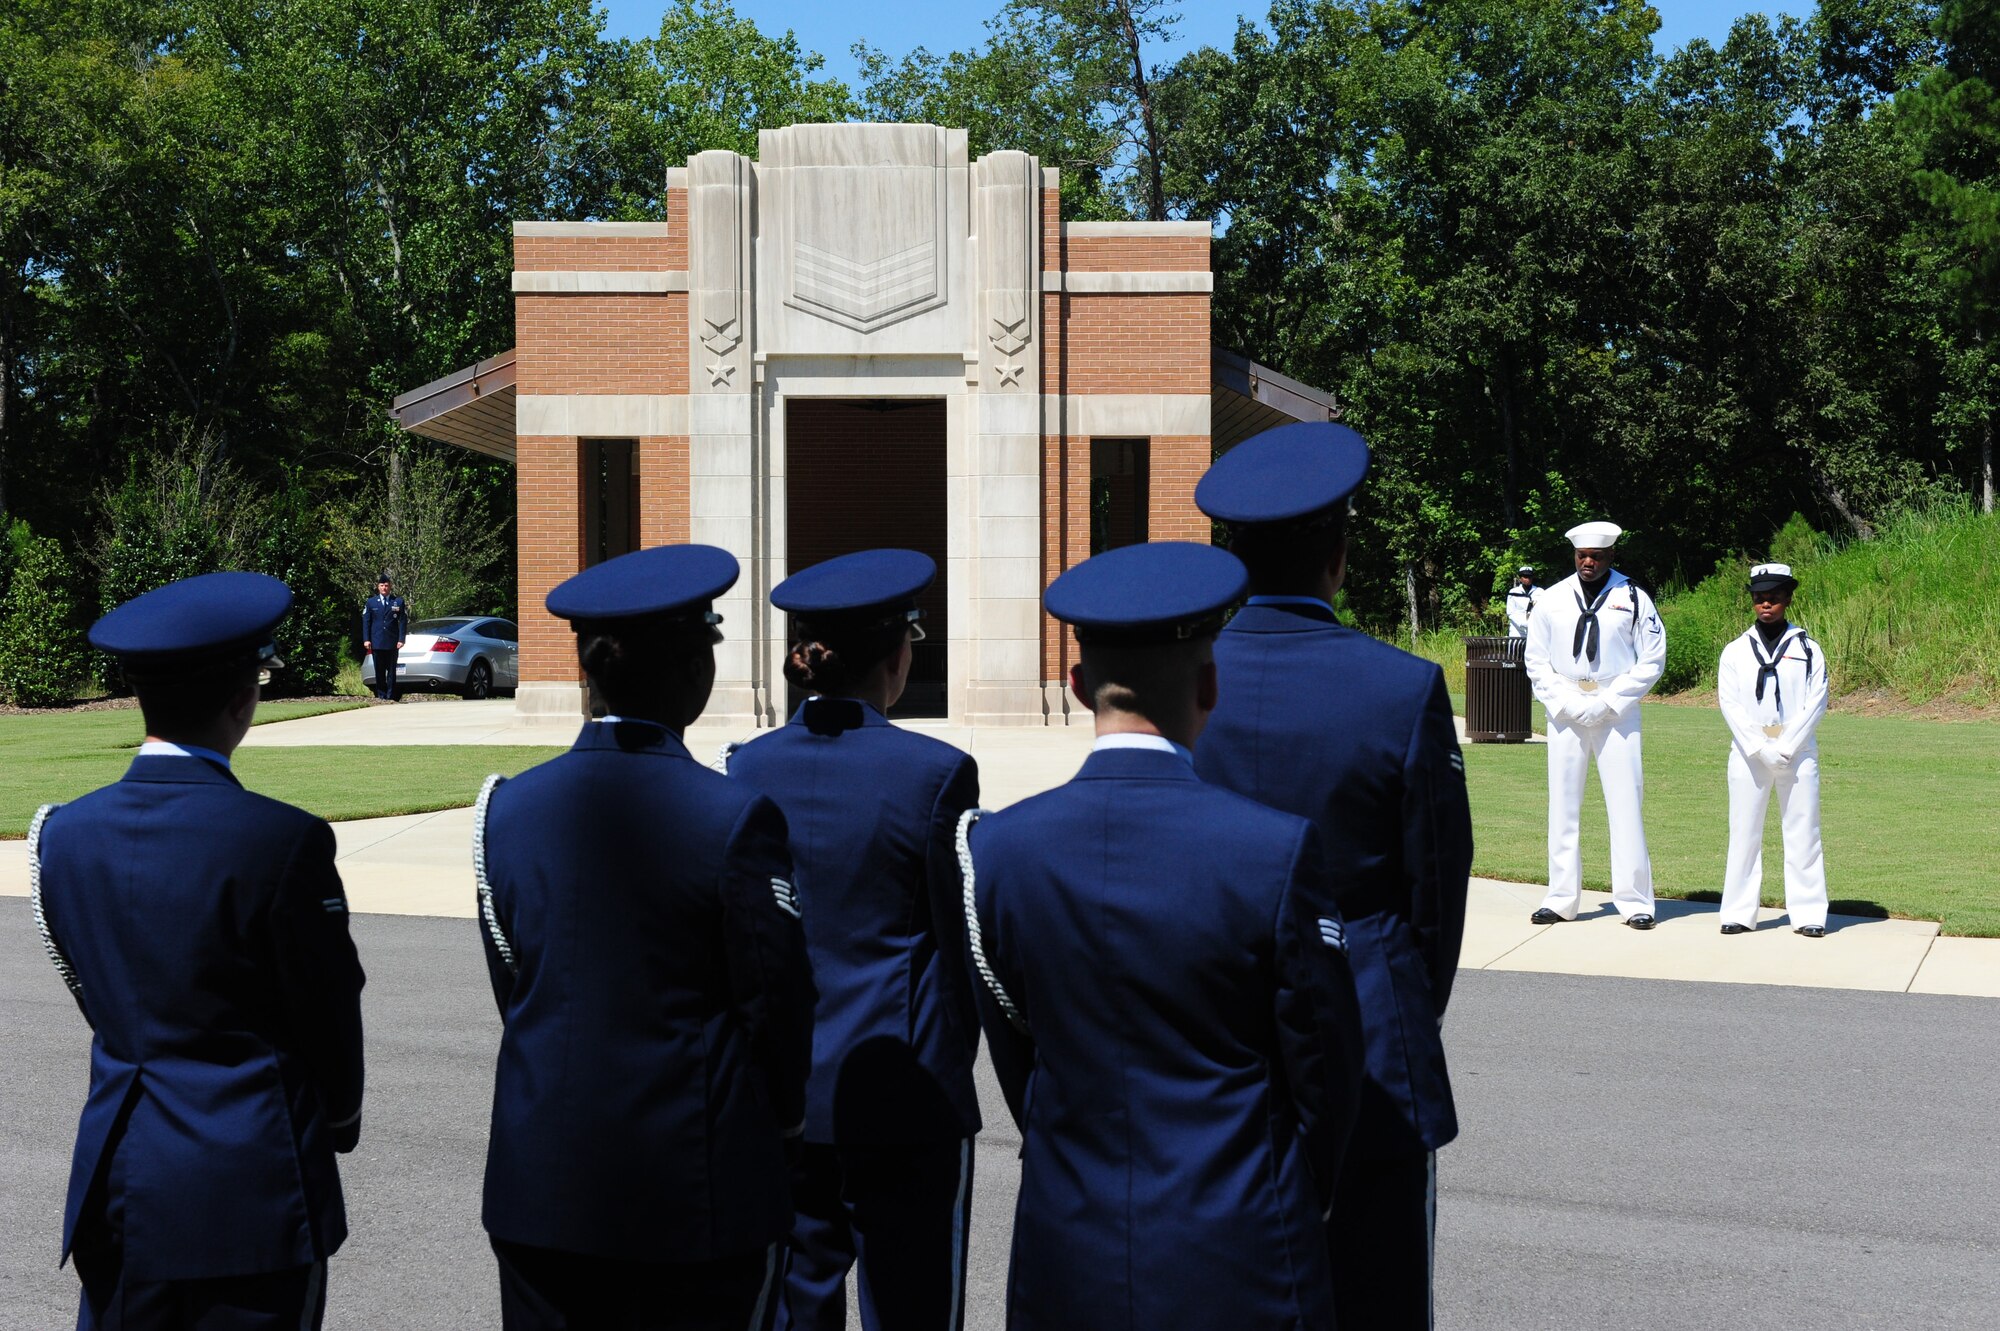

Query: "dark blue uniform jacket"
<box><xmin>477</xmin><ymin>721</ymin><xmax>815</xmax><ymax>1263</ymax></box>
<box><xmin>1196</xmin><ymin>602</ymin><xmax>1474</xmax><ymax>1152</ymax></box>
<box><xmin>726</xmin><ymin>698</ymin><xmax>981</xmax><ymax>1145</ymax></box>
<box><xmin>34</xmin><ymin>755</ymin><xmax>365</xmax><ymax>1282</ymax></box>
<box><xmin>359</xmin><ymin>594</ymin><xmax>406</xmax><ymax>647</ymax></box>
<box><xmin>966</xmin><ymin>746</ymin><xmax>1366</xmax><ymax>1330</ymax></box>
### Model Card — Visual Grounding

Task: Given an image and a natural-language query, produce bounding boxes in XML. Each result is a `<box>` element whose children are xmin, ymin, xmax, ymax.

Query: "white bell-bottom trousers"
<box><xmin>1541</xmin><ymin>710</ymin><xmax>1655</xmax><ymax>919</ymax></box>
<box><xmin>1720</xmin><ymin>745</ymin><xmax>1828</xmax><ymax>929</ymax></box>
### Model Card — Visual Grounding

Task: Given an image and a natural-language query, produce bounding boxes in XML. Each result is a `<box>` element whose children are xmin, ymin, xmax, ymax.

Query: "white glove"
<box><xmin>1573</xmin><ymin>697</ymin><xmax>1611</xmax><ymax>727</ymax></box>
<box><xmin>1760</xmin><ymin>744</ymin><xmax>1790</xmax><ymax>770</ymax></box>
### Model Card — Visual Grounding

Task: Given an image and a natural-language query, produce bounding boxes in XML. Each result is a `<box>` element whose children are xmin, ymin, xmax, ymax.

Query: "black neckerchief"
<box><xmin>1747</xmin><ymin>623</ymin><xmax>1797</xmax><ymax>713</ymax></box>
<box><xmin>1571</xmin><ymin>575</ymin><xmax>1614</xmax><ymax>666</ymax></box>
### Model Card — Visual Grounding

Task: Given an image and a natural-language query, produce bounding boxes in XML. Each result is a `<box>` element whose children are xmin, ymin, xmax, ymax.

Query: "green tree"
<box><xmin>328</xmin><ymin>444</ymin><xmax>509</xmax><ymax>626</ymax></box>
<box><xmin>1896</xmin><ymin>0</ymin><xmax>2000</xmax><ymax>509</ymax></box>
<box><xmin>0</xmin><ymin>520</ymin><xmax>90</xmax><ymax>706</ymax></box>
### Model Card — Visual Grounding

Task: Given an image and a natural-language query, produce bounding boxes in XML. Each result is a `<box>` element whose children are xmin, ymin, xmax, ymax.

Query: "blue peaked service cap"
<box><xmin>1046</xmin><ymin>542</ymin><xmax>1248</xmax><ymax>643</ymax></box>
<box><xmin>90</xmin><ymin>572</ymin><xmax>293</xmax><ymax>675</ymax></box>
<box><xmin>546</xmin><ymin>544</ymin><xmax>740</xmax><ymax>623</ymax></box>
<box><xmin>772</xmin><ymin>549</ymin><xmax>935</xmax><ymax>625</ymax></box>
<box><xmin>1195</xmin><ymin>421</ymin><xmax>1371</xmax><ymax>527</ymax></box>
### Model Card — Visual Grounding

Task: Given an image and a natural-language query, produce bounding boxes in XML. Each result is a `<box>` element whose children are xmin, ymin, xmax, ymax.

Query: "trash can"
<box><xmin>1464</xmin><ymin>636</ymin><xmax>1532</xmax><ymax>742</ymax></box>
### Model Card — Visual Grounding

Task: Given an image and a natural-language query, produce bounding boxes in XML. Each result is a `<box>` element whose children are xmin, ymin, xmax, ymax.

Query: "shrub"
<box><xmin>328</xmin><ymin>445</ymin><xmax>511</xmax><ymax>623</ymax></box>
<box><xmin>94</xmin><ymin>438</ymin><xmax>349</xmax><ymax>696</ymax></box>
<box><xmin>0</xmin><ymin>522</ymin><xmax>91</xmax><ymax>707</ymax></box>
<box><xmin>1657</xmin><ymin>504</ymin><xmax>2000</xmax><ymax>705</ymax></box>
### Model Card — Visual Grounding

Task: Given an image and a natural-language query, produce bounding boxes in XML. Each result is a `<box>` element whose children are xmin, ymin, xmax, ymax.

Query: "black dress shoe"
<box><xmin>1720</xmin><ymin>922</ymin><xmax>1750</xmax><ymax>936</ymax></box>
<box><xmin>1530</xmin><ymin>908</ymin><xmax>1565</xmax><ymax>925</ymax></box>
<box><xmin>1796</xmin><ymin>925</ymin><xmax>1826</xmax><ymax>938</ymax></box>
<box><xmin>1625</xmin><ymin>914</ymin><xmax>1656</xmax><ymax>930</ymax></box>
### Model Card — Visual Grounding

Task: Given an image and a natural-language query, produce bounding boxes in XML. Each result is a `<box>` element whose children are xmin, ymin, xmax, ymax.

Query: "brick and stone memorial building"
<box><xmin>392</xmin><ymin>123</ymin><xmax>1332</xmax><ymax>728</ymax></box>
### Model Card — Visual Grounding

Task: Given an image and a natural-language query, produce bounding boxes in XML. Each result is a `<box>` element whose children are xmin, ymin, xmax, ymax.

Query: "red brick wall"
<box><xmin>514</xmin><ymin>235</ymin><xmax>680</xmax><ymax>271</ymax></box>
<box><xmin>516</xmin><ymin>292</ymin><xmax>689</xmax><ymax>394</ymax></box>
<box><xmin>1057</xmin><ymin>294</ymin><xmax>1209</xmax><ymax>394</ymax></box>
<box><xmin>640</xmin><ymin>435</ymin><xmax>690</xmax><ymax>547</ymax></box>
<box><xmin>1148</xmin><ymin>437</ymin><xmax>1212</xmax><ymax>543</ymax></box>
<box><xmin>517</xmin><ymin>435</ymin><xmax>583</xmax><ymax>684</ymax></box>
<box><xmin>1039</xmin><ymin>216</ymin><xmax>1215</xmax><ymax>684</ymax></box>
<box><xmin>1063</xmin><ymin>235</ymin><xmax>1209</xmax><ymax>272</ymax></box>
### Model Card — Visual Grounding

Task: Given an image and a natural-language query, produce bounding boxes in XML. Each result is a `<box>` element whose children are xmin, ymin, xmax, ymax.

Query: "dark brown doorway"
<box><xmin>785</xmin><ymin>399</ymin><xmax>948</xmax><ymax>720</ymax></box>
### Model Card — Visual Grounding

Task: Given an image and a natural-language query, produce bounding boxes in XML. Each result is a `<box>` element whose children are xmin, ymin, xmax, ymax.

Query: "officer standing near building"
<box><xmin>472</xmin><ymin>544</ymin><xmax>814</xmax><ymax>1330</ymax></box>
<box><xmin>961</xmin><ymin>540</ymin><xmax>1366</xmax><ymax>1331</ymax></box>
<box><xmin>1717</xmin><ymin>563</ymin><xmax>1831</xmax><ymax>937</ymax></box>
<box><xmin>30</xmin><ymin>572</ymin><xmax>365</xmax><ymax>1330</ymax></box>
<box><xmin>725</xmin><ymin>549</ymin><xmax>981</xmax><ymax>1331</ymax></box>
<box><xmin>1505</xmin><ymin>565</ymin><xmax>1542</xmax><ymax>639</ymax></box>
<box><xmin>360</xmin><ymin>572</ymin><xmax>406</xmax><ymax>700</ymax></box>
<box><xmin>1523</xmin><ymin>522</ymin><xmax>1668</xmax><ymax>928</ymax></box>
<box><xmin>1193</xmin><ymin>422</ymin><xmax>1473</xmax><ymax>1330</ymax></box>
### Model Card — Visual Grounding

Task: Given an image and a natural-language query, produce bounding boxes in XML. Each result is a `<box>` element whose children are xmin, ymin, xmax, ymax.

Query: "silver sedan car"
<box><xmin>365</xmin><ymin>617</ymin><xmax>520</xmax><ymax>699</ymax></box>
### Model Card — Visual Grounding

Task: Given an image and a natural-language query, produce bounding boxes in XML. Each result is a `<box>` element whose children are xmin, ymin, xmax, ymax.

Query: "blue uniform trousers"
<box><xmin>492</xmin><ymin>1238</ymin><xmax>781</xmax><ymax>1331</ymax></box>
<box><xmin>776</xmin><ymin>1139</ymin><xmax>973</xmax><ymax>1331</ymax></box>
<box><xmin>1328</xmin><ymin>1142</ymin><xmax>1438</xmax><ymax>1331</ymax></box>
<box><xmin>75</xmin><ymin>1194</ymin><xmax>326</xmax><ymax>1331</ymax></box>
<box><xmin>371</xmin><ymin>646</ymin><xmax>399</xmax><ymax>699</ymax></box>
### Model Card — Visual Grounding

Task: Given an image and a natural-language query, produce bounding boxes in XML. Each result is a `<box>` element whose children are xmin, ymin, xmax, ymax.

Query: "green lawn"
<box><xmin>1459</xmin><ymin>700</ymin><xmax>2000</xmax><ymax>936</ymax></box>
<box><xmin>0</xmin><ymin>703</ymin><xmax>552</xmax><ymax>837</ymax></box>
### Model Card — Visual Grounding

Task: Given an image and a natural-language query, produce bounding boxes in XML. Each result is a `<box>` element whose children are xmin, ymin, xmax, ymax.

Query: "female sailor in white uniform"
<box><xmin>1716</xmin><ymin>563</ymin><xmax>1830</xmax><ymax>937</ymax></box>
<box><xmin>1522</xmin><ymin>521</ymin><xmax>1669</xmax><ymax>929</ymax></box>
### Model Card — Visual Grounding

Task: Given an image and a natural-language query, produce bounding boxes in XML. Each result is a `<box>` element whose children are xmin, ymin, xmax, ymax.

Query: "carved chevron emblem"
<box><xmin>700</xmin><ymin>316</ymin><xmax>739</xmax><ymax>355</ymax></box>
<box><xmin>786</xmin><ymin>161</ymin><xmax>949</xmax><ymax>334</ymax></box>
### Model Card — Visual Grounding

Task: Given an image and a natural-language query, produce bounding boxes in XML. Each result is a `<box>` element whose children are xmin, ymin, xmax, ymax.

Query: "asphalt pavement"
<box><xmin>4</xmin><ymin>904</ymin><xmax>1997</xmax><ymax>1329</ymax></box>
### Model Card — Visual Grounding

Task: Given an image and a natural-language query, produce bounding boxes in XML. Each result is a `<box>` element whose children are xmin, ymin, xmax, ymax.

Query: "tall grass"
<box><xmin>1657</xmin><ymin>503</ymin><xmax>2000</xmax><ymax>705</ymax></box>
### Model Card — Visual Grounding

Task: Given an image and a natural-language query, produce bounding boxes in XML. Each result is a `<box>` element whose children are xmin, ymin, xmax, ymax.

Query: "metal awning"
<box><xmin>390</xmin><ymin>350</ymin><xmax>517</xmax><ymax>462</ymax></box>
<box><xmin>1211</xmin><ymin>346</ymin><xmax>1337</xmax><ymax>451</ymax></box>
<box><xmin>393</xmin><ymin>344</ymin><xmax>1333</xmax><ymax>462</ymax></box>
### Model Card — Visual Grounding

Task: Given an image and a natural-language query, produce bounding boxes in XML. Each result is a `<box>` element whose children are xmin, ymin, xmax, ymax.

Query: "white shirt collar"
<box><xmin>138</xmin><ymin>740</ymin><xmax>232</xmax><ymax>769</ymax></box>
<box><xmin>1092</xmin><ymin>732</ymin><xmax>1194</xmax><ymax>766</ymax></box>
<box><xmin>595</xmin><ymin>715</ymin><xmax>670</xmax><ymax>730</ymax></box>
<box><xmin>1246</xmin><ymin>594</ymin><xmax>1335</xmax><ymax>614</ymax></box>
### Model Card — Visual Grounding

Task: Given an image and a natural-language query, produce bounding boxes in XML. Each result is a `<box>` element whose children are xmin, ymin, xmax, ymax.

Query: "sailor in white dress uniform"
<box><xmin>1716</xmin><ymin>563</ymin><xmax>1831</xmax><ymax>937</ymax></box>
<box><xmin>1522</xmin><ymin>521</ymin><xmax>1668</xmax><ymax>928</ymax></box>
<box><xmin>1504</xmin><ymin>566</ymin><xmax>1542</xmax><ymax>639</ymax></box>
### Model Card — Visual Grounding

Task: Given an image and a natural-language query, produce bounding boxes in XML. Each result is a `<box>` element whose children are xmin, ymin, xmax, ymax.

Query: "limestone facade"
<box><xmin>509</xmin><ymin>123</ymin><xmax>1213</xmax><ymax>728</ymax></box>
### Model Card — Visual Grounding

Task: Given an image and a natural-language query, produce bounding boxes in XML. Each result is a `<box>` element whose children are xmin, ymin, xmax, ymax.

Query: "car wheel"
<box><xmin>463</xmin><ymin>659</ymin><xmax>494</xmax><ymax>700</ymax></box>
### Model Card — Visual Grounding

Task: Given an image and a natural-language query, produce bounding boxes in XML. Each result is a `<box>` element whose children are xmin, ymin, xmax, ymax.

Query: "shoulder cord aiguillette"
<box><xmin>956</xmin><ymin>808</ymin><xmax>1025</xmax><ymax>1033</ymax></box>
<box><xmin>471</xmin><ymin>775</ymin><xmax>517</xmax><ymax>976</ymax></box>
<box><xmin>28</xmin><ymin>804</ymin><xmax>82</xmax><ymax>999</ymax></box>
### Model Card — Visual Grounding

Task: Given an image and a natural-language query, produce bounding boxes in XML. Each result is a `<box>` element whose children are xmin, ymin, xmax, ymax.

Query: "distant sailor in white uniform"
<box><xmin>1504</xmin><ymin>565</ymin><xmax>1541</xmax><ymax>639</ymax></box>
<box><xmin>1716</xmin><ymin>563</ymin><xmax>1831</xmax><ymax>937</ymax></box>
<box><xmin>1523</xmin><ymin>521</ymin><xmax>1668</xmax><ymax>929</ymax></box>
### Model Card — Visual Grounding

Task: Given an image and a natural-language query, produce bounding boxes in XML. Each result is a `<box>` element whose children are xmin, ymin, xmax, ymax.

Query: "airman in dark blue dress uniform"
<box><xmin>359</xmin><ymin>573</ymin><xmax>407</xmax><ymax>700</ymax></box>
<box><xmin>473</xmin><ymin>544</ymin><xmax>815</xmax><ymax>1331</ymax></box>
<box><xmin>961</xmin><ymin>542</ymin><xmax>1366</xmax><ymax>1331</ymax></box>
<box><xmin>1194</xmin><ymin>423</ymin><xmax>1475</xmax><ymax>1330</ymax></box>
<box><xmin>31</xmin><ymin>572</ymin><xmax>366</xmax><ymax>1331</ymax></box>
<box><xmin>725</xmin><ymin>549</ymin><xmax>982</xmax><ymax>1331</ymax></box>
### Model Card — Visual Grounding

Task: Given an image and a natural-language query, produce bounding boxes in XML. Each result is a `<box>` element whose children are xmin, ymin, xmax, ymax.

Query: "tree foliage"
<box><xmin>1</xmin><ymin>0</ymin><xmax>1995</xmax><ymax>677</ymax></box>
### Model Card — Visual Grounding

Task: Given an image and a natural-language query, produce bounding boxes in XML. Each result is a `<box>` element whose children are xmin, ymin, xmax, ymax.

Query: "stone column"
<box><xmin>686</xmin><ymin>150</ymin><xmax>762</xmax><ymax>726</ymax></box>
<box><xmin>966</xmin><ymin>149</ymin><xmax>1046</xmax><ymax>724</ymax></box>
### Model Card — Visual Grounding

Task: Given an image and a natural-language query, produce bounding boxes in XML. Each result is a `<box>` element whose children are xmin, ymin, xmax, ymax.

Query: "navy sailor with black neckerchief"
<box><xmin>31</xmin><ymin>572</ymin><xmax>365</xmax><ymax>1331</ymax></box>
<box><xmin>472</xmin><ymin>544</ymin><xmax>814</xmax><ymax>1331</ymax></box>
<box><xmin>725</xmin><ymin>549</ymin><xmax>982</xmax><ymax>1331</ymax></box>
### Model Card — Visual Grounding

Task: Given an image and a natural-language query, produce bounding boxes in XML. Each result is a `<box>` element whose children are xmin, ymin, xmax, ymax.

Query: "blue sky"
<box><xmin>598</xmin><ymin>1</ymin><xmax>1814</xmax><ymax>87</ymax></box>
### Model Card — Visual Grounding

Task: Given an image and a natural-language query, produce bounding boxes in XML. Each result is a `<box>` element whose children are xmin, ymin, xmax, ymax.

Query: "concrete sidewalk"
<box><xmin>4</xmin><ymin>803</ymin><xmax>1990</xmax><ymax>998</ymax></box>
<box><xmin>6</xmin><ymin>698</ymin><xmax>1989</xmax><ymax>997</ymax></box>
<box><xmin>238</xmin><ymin>697</ymin><xmax>1527</xmax><ymax>748</ymax></box>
